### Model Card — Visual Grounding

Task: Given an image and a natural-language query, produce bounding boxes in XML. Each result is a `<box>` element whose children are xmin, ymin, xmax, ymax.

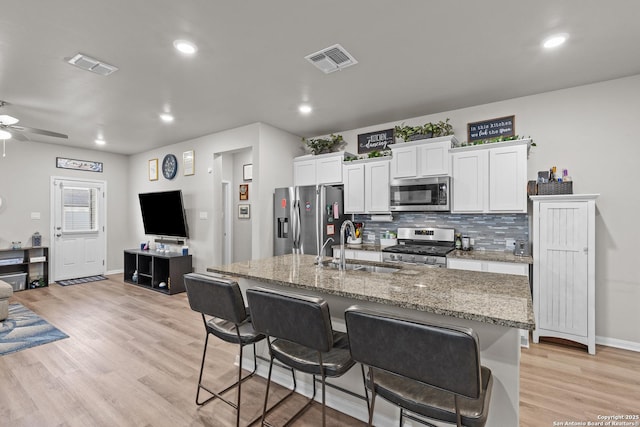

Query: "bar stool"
<box><xmin>183</xmin><ymin>273</ymin><xmax>265</xmax><ymax>426</ymax></box>
<box><xmin>344</xmin><ymin>306</ymin><xmax>493</xmax><ymax>427</ymax></box>
<box><xmin>246</xmin><ymin>286</ymin><xmax>356</xmax><ymax>427</ymax></box>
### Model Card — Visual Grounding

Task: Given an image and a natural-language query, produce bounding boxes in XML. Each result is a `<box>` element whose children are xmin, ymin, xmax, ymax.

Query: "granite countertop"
<box><xmin>207</xmin><ymin>254</ymin><xmax>535</xmax><ymax>330</ymax></box>
<box><xmin>447</xmin><ymin>249</ymin><xmax>533</xmax><ymax>264</ymax></box>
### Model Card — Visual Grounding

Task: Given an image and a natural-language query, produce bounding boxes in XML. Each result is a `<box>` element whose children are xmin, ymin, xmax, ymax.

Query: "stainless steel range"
<box><xmin>382</xmin><ymin>227</ymin><xmax>455</xmax><ymax>267</ymax></box>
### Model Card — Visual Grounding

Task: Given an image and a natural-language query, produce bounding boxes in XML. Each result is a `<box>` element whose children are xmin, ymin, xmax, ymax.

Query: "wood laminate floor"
<box><xmin>1</xmin><ymin>275</ymin><xmax>639</xmax><ymax>426</ymax></box>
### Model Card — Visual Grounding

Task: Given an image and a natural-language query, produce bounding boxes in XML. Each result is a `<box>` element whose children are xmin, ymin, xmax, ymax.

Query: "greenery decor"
<box><xmin>302</xmin><ymin>133</ymin><xmax>346</xmax><ymax>155</ymax></box>
<box><xmin>394</xmin><ymin>118</ymin><xmax>454</xmax><ymax>142</ymax></box>
<box><xmin>462</xmin><ymin>135</ymin><xmax>536</xmax><ymax>147</ymax></box>
<box><xmin>343</xmin><ymin>150</ymin><xmax>391</xmax><ymax>162</ymax></box>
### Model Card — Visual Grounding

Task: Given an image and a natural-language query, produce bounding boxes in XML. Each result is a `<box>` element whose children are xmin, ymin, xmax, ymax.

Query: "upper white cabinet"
<box><xmin>450</xmin><ymin>139</ymin><xmax>529</xmax><ymax>213</ymax></box>
<box><xmin>390</xmin><ymin>136</ymin><xmax>458</xmax><ymax>179</ymax></box>
<box><xmin>293</xmin><ymin>152</ymin><xmax>352</xmax><ymax>186</ymax></box>
<box><xmin>343</xmin><ymin>158</ymin><xmax>390</xmax><ymax>214</ymax></box>
<box><xmin>531</xmin><ymin>194</ymin><xmax>598</xmax><ymax>354</ymax></box>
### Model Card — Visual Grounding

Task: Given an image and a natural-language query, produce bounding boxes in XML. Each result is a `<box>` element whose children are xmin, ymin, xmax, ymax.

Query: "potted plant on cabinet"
<box><xmin>394</xmin><ymin>118</ymin><xmax>454</xmax><ymax>142</ymax></box>
<box><xmin>301</xmin><ymin>133</ymin><xmax>346</xmax><ymax>155</ymax></box>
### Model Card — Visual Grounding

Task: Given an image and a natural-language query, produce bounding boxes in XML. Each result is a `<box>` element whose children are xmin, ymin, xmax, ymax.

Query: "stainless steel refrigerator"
<box><xmin>274</xmin><ymin>185</ymin><xmax>346</xmax><ymax>256</ymax></box>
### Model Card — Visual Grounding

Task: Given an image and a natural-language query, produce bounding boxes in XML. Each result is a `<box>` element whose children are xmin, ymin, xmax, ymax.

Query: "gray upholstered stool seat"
<box><xmin>0</xmin><ymin>280</ymin><xmax>14</xmax><ymax>321</ymax></box>
<box><xmin>345</xmin><ymin>306</ymin><xmax>493</xmax><ymax>427</ymax></box>
<box><xmin>371</xmin><ymin>366</ymin><xmax>492</xmax><ymax>427</ymax></box>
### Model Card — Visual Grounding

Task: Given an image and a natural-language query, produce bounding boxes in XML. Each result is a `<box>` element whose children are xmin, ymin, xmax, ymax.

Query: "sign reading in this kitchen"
<box><xmin>467</xmin><ymin>115</ymin><xmax>515</xmax><ymax>142</ymax></box>
<box><xmin>357</xmin><ymin>129</ymin><xmax>394</xmax><ymax>154</ymax></box>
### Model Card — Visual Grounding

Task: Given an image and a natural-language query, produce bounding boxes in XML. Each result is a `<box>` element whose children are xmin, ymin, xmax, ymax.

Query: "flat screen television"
<box><xmin>138</xmin><ymin>190</ymin><xmax>189</xmax><ymax>238</ymax></box>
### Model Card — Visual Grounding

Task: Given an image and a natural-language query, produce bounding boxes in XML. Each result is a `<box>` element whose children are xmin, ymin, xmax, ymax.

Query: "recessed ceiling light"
<box><xmin>95</xmin><ymin>138</ymin><xmax>106</xmax><ymax>145</ymax></box>
<box><xmin>160</xmin><ymin>113</ymin><xmax>175</xmax><ymax>123</ymax></box>
<box><xmin>0</xmin><ymin>130</ymin><xmax>11</xmax><ymax>139</ymax></box>
<box><xmin>299</xmin><ymin>104</ymin><xmax>312</xmax><ymax>114</ymax></box>
<box><xmin>543</xmin><ymin>33</ymin><xmax>568</xmax><ymax>49</ymax></box>
<box><xmin>173</xmin><ymin>40</ymin><xmax>197</xmax><ymax>55</ymax></box>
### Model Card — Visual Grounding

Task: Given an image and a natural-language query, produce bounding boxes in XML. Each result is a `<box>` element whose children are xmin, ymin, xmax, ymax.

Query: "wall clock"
<box><xmin>162</xmin><ymin>154</ymin><xmax>178</xmax><ymax>179</ymax></box>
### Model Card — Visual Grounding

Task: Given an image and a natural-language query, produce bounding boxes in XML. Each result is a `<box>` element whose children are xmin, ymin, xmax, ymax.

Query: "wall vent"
<box><xmin>67</xmin><ymin>53</ymin><xmax>119</xmax><ymax>76</ymax></box>
<box><xmin>305</xmin><ymin>44</ymin><xmax>358</xmax><ymax>74</ymax></box>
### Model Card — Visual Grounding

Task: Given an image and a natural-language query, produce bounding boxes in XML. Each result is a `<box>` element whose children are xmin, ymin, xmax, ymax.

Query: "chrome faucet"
<box><xmin>339</xmin><ymin>220</ymin><xmax>356</xmax><ymax>271</ymax></box>
<box><xmin>317</xmin><ymin>237</ymin><xmax>334</xmax><ymax>264</ymax></box>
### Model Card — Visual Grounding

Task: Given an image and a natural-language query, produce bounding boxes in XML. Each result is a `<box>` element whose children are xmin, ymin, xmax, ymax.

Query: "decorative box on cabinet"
<box><xmin>343</xmin><ymin>157</ymin><xmax>390</xmax><ymax>214</ymax></box>
<box><xmin>531</xmin><ymin>194</ymin><xmax>599</xmax><ymax>354</ymax></box>
<box><xmin>390</xmin><ymin>135</ymin><xmax>457</xmax><ymax>179</ymax></box>
<box><xmin>124</xmin><ymin>249</ymin><xmax>192</xmax><ymax>295</ymax></box>
<box><xmin>293</xmin><ymin>151</ymin><xmax>354</xmax><ymax>186</ymax></box>
<box><xmin>450</xmin><ymin>139</ymin><xmax>530</xmax><ymax>213</ymax></box>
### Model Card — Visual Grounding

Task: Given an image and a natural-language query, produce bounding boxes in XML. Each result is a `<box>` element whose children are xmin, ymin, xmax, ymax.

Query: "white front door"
<box><xmin>51</xmin><ymin>177</ymin><xmax>106</xmax><ymax>281</ymax></box>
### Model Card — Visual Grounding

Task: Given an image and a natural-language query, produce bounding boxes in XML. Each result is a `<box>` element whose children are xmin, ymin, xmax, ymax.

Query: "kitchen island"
<box><xmin>207</xmin><ymin>254</ymin><xmax>534</xmax><ymax>426</ymax></box>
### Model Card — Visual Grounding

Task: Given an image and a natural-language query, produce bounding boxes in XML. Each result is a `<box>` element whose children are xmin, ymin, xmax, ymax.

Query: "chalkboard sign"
<box><xmin>467</xmin><ymin>115</ymin><xmax>515</xmax><ymax>142</ymax></box>
<box><xmin>357</xmin><ymin>129</ymin><xmax>394</xmax><ymax>154</ymax></box>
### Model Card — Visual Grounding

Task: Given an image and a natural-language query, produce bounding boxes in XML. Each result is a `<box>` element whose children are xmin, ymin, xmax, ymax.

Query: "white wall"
<box><xmin>0</xmin><ymin>140</ymin><xmax>129</xmax><ymax>274</ymax></box>
<box><xmin>127</xmin><ymin>122</ymin><xmax>300</xmax><ymax>273</ymax></box>
<box><xmin>332</xmin><ymin>74</ymin><xmax>640</xmax><ymax>347</ymax></box>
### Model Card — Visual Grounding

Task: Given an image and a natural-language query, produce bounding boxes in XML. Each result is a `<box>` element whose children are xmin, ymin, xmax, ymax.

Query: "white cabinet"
<box><xmin>293</xmin><ymin>152</ymin><xmax>351</xmax><ymax>186</ymax></box>
<box><xmin>447</xmin><ymin>257</ymin><xmax>530</xmax><ymax>347</ymax></box>
<box><xmin>447</xmin><ymin>258</ymin><xmax>529</xmax><ymax>276</ymax></box>
<box><xmin>531</xmin><ymin>194</ymin><xmax>598</xmax><ymax>354</ymax></box>
<box><xmin>451</xmin><ymin>149</ymin><xmax>487</xmax><ymax>212</ymax></box>
<box><xmin>390</xmin><ymin>136</ymin><xmax>457</xmax><ymax>179</ymax></box>
<box><xmin>450</xmin><ymin>139</ymin><xmax>529</xmax><ymax>213</ymax></box>
<box><xmin>343</xmin><ymin>158</ymin><xmax>390</xmax><ymax>214</ymax></box>
<box><xmin>343</xmin><ymin>162</ymin><xmax>365</xmax><ymax>213</ymax></box>
<box><xmin>333</xmin><ymin>248</ymin><xmax>382</xmax><ymax>262</ymax></box>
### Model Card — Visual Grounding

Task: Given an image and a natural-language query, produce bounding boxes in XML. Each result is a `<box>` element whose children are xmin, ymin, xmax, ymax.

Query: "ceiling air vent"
<box><xmin>305</xmin><ymin>44</ymin><xmax>358</xmax><ymax>74</ymax></box>
<box><xmin>67</xmin><ymin>53</ymin><xmax>119</xmax><ymax>76</ymax></box>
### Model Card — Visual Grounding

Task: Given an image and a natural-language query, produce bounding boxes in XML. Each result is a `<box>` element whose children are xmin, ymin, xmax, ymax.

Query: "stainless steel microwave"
<box><xmin>389</xmin><ymin>176</ymin><xmax>450</xmax><ymax>211</ymax></box>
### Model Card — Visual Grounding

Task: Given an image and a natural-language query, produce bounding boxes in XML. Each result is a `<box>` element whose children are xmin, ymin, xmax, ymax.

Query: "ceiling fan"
<box><xmin>0</xmin><ymin>101</ymin><xmax>68</xmax><ymax>141</ymax></box>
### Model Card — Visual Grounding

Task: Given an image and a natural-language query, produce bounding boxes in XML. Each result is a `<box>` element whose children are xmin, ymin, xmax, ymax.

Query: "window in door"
<box><xmin>62</xmin><ymin>187</ymin><xmax>99</xmax><ymax>233</ymax></box>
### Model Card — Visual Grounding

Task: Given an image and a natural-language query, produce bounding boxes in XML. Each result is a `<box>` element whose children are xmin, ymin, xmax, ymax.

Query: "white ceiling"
<box><xmin>1</xmin><ymin>1</ymin><xmax>639</xmax><ymax>155</ymax></box>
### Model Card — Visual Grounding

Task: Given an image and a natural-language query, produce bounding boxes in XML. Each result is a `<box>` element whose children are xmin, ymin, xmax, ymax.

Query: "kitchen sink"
<box><xmin>318</xmin><ymin>260</ymin><xmax>400</xmax><ymax>274</ymax></box>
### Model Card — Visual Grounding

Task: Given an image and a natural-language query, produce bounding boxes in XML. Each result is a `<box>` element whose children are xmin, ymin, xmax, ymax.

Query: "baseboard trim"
<box><xmin>106</xmin><ymin>269</ymin><xmax>123</xmax><ymax>276</ymax></box>
<box><xmin>596</xmin><ymin>335</ymin><xmax>640</xmax><ymax>353</ymax></box>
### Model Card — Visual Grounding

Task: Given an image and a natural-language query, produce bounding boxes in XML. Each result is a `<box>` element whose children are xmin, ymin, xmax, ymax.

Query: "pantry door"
<box><xmin>51</xmin><ymin>177</ymin><xmax>106</xmax><ymax>281</ymax></box>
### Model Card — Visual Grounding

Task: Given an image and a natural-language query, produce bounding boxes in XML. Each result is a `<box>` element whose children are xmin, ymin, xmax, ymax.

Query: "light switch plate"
<box><xmin>199</xmin><ymin>211</ymin><xmax>208</xmax><ymax>220</ymax></box>
<box><xmin>31</xmin><ymin>212</ymin><xmax>41</xmax><ymax>220</ymax></box>
<box><xmin>505</xmin><ymin>238</ymin><xmax>516</xmax><ymax>250</ymax></box>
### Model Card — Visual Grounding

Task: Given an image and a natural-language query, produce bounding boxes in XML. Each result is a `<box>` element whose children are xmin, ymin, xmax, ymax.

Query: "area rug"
<box><xmin>56</xmin><ymin>275</ymin><xmax>107</xmax><ymax>286</ymax></box>
<box><xmin>1</xmin><ymin>303</ymin><xmax>69</xmax><ymax>356</ymax></box>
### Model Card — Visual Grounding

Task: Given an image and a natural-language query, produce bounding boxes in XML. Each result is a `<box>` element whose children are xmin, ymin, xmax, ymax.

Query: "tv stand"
<box><xmin>123</xmin><ymin>249</ymin><xmax>192</xmax><ymax>295</ymax></box>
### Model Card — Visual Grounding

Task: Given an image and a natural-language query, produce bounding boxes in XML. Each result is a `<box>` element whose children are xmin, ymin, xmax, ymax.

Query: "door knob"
<box><xmin>56</xmin><ymin>233</ymin><xmax>62</xmax><ymax>237</ymax></box>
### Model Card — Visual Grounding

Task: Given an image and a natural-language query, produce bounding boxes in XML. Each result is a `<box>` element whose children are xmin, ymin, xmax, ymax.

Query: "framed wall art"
<box><xmin>239</xmin><ymin>184</ymin><xmax>249</xmax><ymax>200</ymax></box>
<box><xmin>243</xmin><ymin>163</ymin><xmax>253</xmax><ymax>181</ymax></box>
<box><xmin>238</xmin><ymin>204</ymin><xmax>250</xmax><ymax>219</ymax></box>
<box><xmin>148</xmin><ymin>158</ymin><xmax>158</xmax><ymax>181</ymax></box>
<box><xmin>183</xmin><ymin>150</ymin><xmax>194</xmax><ymax>176</ymax></box>
<box><xmin>56</xmin><ymin>157</ymin><xmax>104</xmax><ymax>173</ymax></box>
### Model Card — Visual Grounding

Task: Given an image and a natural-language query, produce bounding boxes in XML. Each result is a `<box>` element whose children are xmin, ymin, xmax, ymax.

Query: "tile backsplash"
<box><xmin>354</xmin><ymin>212</ymin><xmax>529</xmax><ymax>251</ymax></box>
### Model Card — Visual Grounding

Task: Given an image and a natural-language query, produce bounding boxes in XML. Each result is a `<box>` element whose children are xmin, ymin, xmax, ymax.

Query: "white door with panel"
<box><xmin>52</xmin><ymin>178</ymin><xmax>106</xmax><ymax>281</ymax></box>
<box><xmin>531</xmin><ymin>194</ymin><xmax>598</xmax><ymax>354</ymax></box>
<box><xmin>451</xmin><ymin>149</ymin><xmax>487</xmax><ymax>212</ymax></box>
<box><xmin>365</xmin><ymin>160</ymin><xmax>390</xmax><ymax>213</ymax></box>
<box><xmin>488</xmin><ymin>144</ymin><xmax>527</xmax><ymax>212</ymax></box>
